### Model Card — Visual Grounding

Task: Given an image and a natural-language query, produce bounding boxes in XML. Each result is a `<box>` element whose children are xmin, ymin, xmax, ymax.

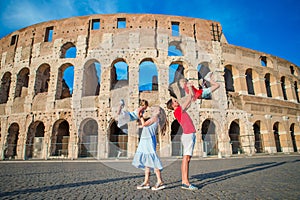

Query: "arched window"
<box><xmin>15</xmin><ymin>68</ymin><xmax>30</xmax><ymax>98</ymax></box>
<box><xmin>35</xmin><ymin>64</ymin><xmax>50</xmax><ymax>95</ymax></box>
<box><xmin>82</xmin><ymin>60</ymin><xmax>101</xmax><ymax>97</ymax></box>
<box><xmin>229</xmin><ymin>121</ymin><xmax>241</xmax><ymax>154</ymax></box>
<box><xmin>245</xmin><ymin>69</ymin><xmax>255</xmax><ymax>95</ymax></box>
<box><xmin>224</xmin><ymin>66</ymin><xmax>234</xmax><ymax>92</ymax></box>
<box><xmin>253</xmin><ymin>121</ymin><xmax>263</xmax><ymax>153</ymax></box>
<box><xmin>111</xmin><ymin>60</ymin><xmax>129</xmax><ymax>90</ymax></box>
<box><xmin>0</xmin><ymin>72</ymin><xmax>11</xmax><ymax>104</ymax></box>
<box><xmin>26</xmin><ymin>121</ymin><xmax>45</xmax><ymax>159</ymax></box>
<box><xmin>290</xmin><ymin>124</ymin><xmax>298</xmax><ymax>152</ymax></box>
<box><xmin>169</xmin><ymin>63</ymin><xmax>184</xmax><ymax>84</ymax></box>
<box><xmin>281</xmin><ymin>76</ymin><xmax>287</xmax><ymax>100</ymax></box>
<box><xmin>168</xmin><ymin>62</ymin><xmax>185</xmax><ymax>98</ymax></box>
<box><xmin>108</xmin><ymin>120</ymin><xmax>128</xmax><ymax>158</ymax></box>
<box><xmin>273</xmin><ymin>122</ymin><xmax>282</xmax><ymax>152</ymax></box>
<box><xmin>56</xmin><ymin>64</ymin><xmax>74</xmax><ymax>100</ymax></box>
<box><xmin>201</xmin><ymin>119</ymin><xmax>217</xmax><ymax>156</ymax></box>
<box><xmin>60</xmin><ymin>42</ymin><xmax>76</xmax><ymax>58</ymax></box>
<box><xmin>264</xmin><ymin>73</ymin><xmax>272</xmax><ymax>97</ymax></box>
<box><xmin>170</xmin><ymin>120</ymin><xmax>183</xmax><ymax>156</ymax></box>
<box><xmin>294</xmin><ymin>81</ymin><xmax>299</xmax><ymax>103</ymax></box>
<box><xmin>78</xmin><ymin>119</ymin><xmax>98</xmax><ymax>158</ymax></box>
<box><xmin>51</xmin><ymin>120</ymin><xmax>70</xmax><ymax>157</ymax></box>
<box><xmin>139</xmin><ymin>60</ymin><xmax>158</xmax><ymax>91</ymax></box>
<box><xmin>5</xmin><ymin>123</ymin><xmax>20</xmax><ymax>159</ymax></box>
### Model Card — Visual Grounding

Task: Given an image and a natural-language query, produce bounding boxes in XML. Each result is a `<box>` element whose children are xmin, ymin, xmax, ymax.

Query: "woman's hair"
<box><xmin>153</xmin><ymin>106</ymin><xmax>168</xmax><ymax>136</ymax></box>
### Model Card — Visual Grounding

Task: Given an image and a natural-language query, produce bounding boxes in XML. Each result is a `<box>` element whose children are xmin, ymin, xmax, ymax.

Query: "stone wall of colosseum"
<box><xmin>0</xmin><ymin>14</ymin><xmax>299</xmax><ymax>160</ymax></box>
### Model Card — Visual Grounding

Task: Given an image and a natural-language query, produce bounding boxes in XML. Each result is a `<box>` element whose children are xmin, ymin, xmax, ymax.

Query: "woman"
<box><xmin>132</xmin><ymin>106</ymin><xmax>167</xmax><ymax>191</ymax></box>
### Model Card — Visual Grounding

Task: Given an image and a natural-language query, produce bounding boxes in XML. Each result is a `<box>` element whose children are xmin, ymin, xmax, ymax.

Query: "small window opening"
<box><xmin>294</xmin><ymin>81</ymin><xmax>299</xmax><ymax>103</ymax></box>
<box><xmin>44</xmin><ymin>26</ymin><xmax>54</xmax><ymax>42</ymax></box>
<box><xmin>281</xmin><ymin>77</ymin><xmax>287</xmax><ymax>100</ymax></box>
<box><xmin>10</xmin><ymin>35</ymin><xmax>18</xmax><ymax>46</ymax></box>
<box><xmin>260</xmin><ymin>56</ymin><xmax>267</xmax><ymax>66</ymax></box>
<box><xmin>290</xmin><ymin>66</ymin><xmax>295</xmax><ymax>75</ymax></box>
<box><xmin>265</xmin><ymin>73</ymin><xmax>272</xmax><ymax>97</ymax></box>
<box><xmin>171</xmin><ymin>22</ymin><xmax>180</xmax><ymax>36</ymax></box>
<box><xmin>117</xmin><ymin>18</ymin><xmax>126</xmax><ymax>29</ymax></box>
<box><xmin>92</xmin><ymin>19</ymin><xmax>100</xmax><ymax>30</ymax></box>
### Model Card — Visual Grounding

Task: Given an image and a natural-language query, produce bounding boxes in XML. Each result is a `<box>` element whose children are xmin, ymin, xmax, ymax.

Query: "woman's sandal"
<box><xmin>151</xmin><ymin>182</ymin><xmax>166</xmax><ymax>191</ymax></box>
<box><xmin>137</xmin><ymin>183</ymin><xmax>150</xmax><ymax>190</ymax></box>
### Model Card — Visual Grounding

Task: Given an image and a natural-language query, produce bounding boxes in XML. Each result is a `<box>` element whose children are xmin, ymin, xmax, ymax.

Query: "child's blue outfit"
<box><xmin>132</xmin><ymin>120</ymin><xmax>163</xmax><ymax>171</ymax></box>
<box><xmin>117</xmin><ymin>109</ymin><xmax>139</xmax><ymax>128</ymax></box>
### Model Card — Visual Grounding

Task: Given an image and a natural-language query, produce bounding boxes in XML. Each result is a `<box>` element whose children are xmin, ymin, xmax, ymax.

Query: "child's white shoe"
<box><xmin>204</xmin><ymin>72</ymin><xmax>212</xmax><ymax>82</ymax></box>
<box><xmin>120</xmin><ymin>99</ymin><xmax>125</xmax><ymax>106</ymax></box>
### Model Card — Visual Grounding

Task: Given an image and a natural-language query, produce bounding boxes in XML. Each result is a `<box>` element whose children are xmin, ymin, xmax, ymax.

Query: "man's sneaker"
<box><xmin>151</xmin><ymin>182</ymin><xmax>166</xmax><ymax>191</ymax></box>
<box><xmin>137</xmin><ymin>183</ymin><xmax>150</xmax><ymax>190</ymax></box>
<box><xmin>181</xmin><ymin>183</ymin><xmax>198</xmax><ymax>190</ymax></box>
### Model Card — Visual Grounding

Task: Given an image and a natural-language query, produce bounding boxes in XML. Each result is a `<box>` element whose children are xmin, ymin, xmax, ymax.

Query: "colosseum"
<box><xmin>0</xmin><ymin>13</ymin><xmax>299</xmax><ymax>160</ymax></box>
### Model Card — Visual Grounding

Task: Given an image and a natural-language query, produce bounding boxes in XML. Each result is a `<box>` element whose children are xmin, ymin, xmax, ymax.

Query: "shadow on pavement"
<box><xmin>191</xmin><ymin>161</ymin><xmax>287</xmax><ymax>189</ymax></box>
<box><xmin>0</xmin><ymin>174</ymin><xmax>144</xmax><ymax>198</ymax></box>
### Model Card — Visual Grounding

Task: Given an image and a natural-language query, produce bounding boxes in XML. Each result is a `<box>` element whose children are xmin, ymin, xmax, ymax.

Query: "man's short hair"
<box><xmin>166</xmin><ymin>99</ymin><xmax>174</xmax><ymax>110</ymax></box>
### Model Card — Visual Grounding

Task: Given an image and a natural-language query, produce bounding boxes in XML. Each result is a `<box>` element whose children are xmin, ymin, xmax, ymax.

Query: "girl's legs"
<box><xmin>154</xmin><ymin>168</ymin><xmax>163</xmax><ymax>184</ymax></box>
<box><xmin>152</xmin><ymin>168</ymin><xmax>166</xmax><ymax>190</ymax></box>
<box><xmin>137</xmin><ymin>167</ymin><xmax>151</xmax><ymax>189</ymax></box>
<box><xmin>144</xmin><ymin>167</ymin><xmax>151</xmax><ymax>185</ymax></box>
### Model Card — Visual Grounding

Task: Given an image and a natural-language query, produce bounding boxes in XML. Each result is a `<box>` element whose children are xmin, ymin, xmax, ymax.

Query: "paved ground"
<box><xmin>0</xmin><ymin>154</ymin><xmax>299</xmax><ymax>200</ymax></box>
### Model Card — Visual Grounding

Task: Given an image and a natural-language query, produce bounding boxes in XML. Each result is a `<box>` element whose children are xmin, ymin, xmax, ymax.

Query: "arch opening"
<box><xmin>78</xmin><ymin>119</ymin><xmax>98</xmax><ymax>158</ymax></box>
<box><xmin>5</xmin><ymin>123</ymin><xmax>20</xmax><ymax>159</ymax></box>
<box><xmin>201</xmin><ymin>119</ymin><xmax>218</xmax><ymax>156</ymax></box>
<box><xmin>50</xmin><ymin>120</ymin><xmax>70</xmax><ymax>157</ymax></box>
<box><xmin>229</xmin><ymin>121</ymin><xmax>241</xmax><ymax>154</ymax></box>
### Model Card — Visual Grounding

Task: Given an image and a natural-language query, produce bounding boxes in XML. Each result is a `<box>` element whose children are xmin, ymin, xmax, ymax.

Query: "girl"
<box><xmin>132</xmin><ymin>106</ymin><xmax>167</xmax><ymax>191</ymax></box>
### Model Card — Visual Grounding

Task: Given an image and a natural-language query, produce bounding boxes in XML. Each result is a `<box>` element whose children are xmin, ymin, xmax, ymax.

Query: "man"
<box><xmin>166</xmin><ymin>82</ymin><xmax>198</xmax><ymax>190</ymax></box>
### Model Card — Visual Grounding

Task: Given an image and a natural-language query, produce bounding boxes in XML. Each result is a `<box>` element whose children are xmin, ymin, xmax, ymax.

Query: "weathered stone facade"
<box><xmin>0</xmin><ymin>14</ymin><xmax>299</xmax><ymax>160</ymax></box>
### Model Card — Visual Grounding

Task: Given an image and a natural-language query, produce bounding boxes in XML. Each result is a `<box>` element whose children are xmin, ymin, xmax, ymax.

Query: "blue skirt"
<box><xmin>132</xmin><ymin>122</ymin><xmax>163</xmax><ymax>171</ymax></box>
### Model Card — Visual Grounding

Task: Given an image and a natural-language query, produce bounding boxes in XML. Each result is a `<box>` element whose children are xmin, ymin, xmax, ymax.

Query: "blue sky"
<box><xmin>0</xmin><ymin>0</ymin><xmax>299</xmax><ymax>66</ymax></box>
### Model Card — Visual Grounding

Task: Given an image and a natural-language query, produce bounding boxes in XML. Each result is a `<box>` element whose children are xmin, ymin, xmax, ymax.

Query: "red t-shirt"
<box><xmin>184</xmin><ymin>84</ymin><xmax>203</xmax><ymax>100</ymax></box>
<box><xmin>174</xmin><ymin>105</ymin><xmax>196</xmax><ymax>134</ymax></box>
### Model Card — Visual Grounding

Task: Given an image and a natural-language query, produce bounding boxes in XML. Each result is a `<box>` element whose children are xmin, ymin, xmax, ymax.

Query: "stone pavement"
<box><xmin>0</xmin><ymin>154</ymin><xmax>299</xmax><ymax>199</ymax></box>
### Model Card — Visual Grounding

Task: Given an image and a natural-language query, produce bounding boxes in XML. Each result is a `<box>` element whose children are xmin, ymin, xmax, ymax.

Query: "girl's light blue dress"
<box><xmin>132</xmin><ymin>121</ymin><xmax>163</xmax><ymax>171</ymax></box>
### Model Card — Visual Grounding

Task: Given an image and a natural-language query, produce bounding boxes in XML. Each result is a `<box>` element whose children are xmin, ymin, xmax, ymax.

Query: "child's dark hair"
<box><xmin>166</xmin><ymin>99</ymin><xmax>174</xmax><ymax>110</ymax></box>
<box><xmin>139</xmin><ymin>99</ymin><xmax>149</xmax><ymax>107</ymax></box>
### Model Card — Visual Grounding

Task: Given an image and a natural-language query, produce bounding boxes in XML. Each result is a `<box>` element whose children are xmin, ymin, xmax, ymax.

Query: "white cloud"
<box><xmin>1</xmin><ymin>0</ymin><xmax>80</xmax><ymax>30</ymax></box>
